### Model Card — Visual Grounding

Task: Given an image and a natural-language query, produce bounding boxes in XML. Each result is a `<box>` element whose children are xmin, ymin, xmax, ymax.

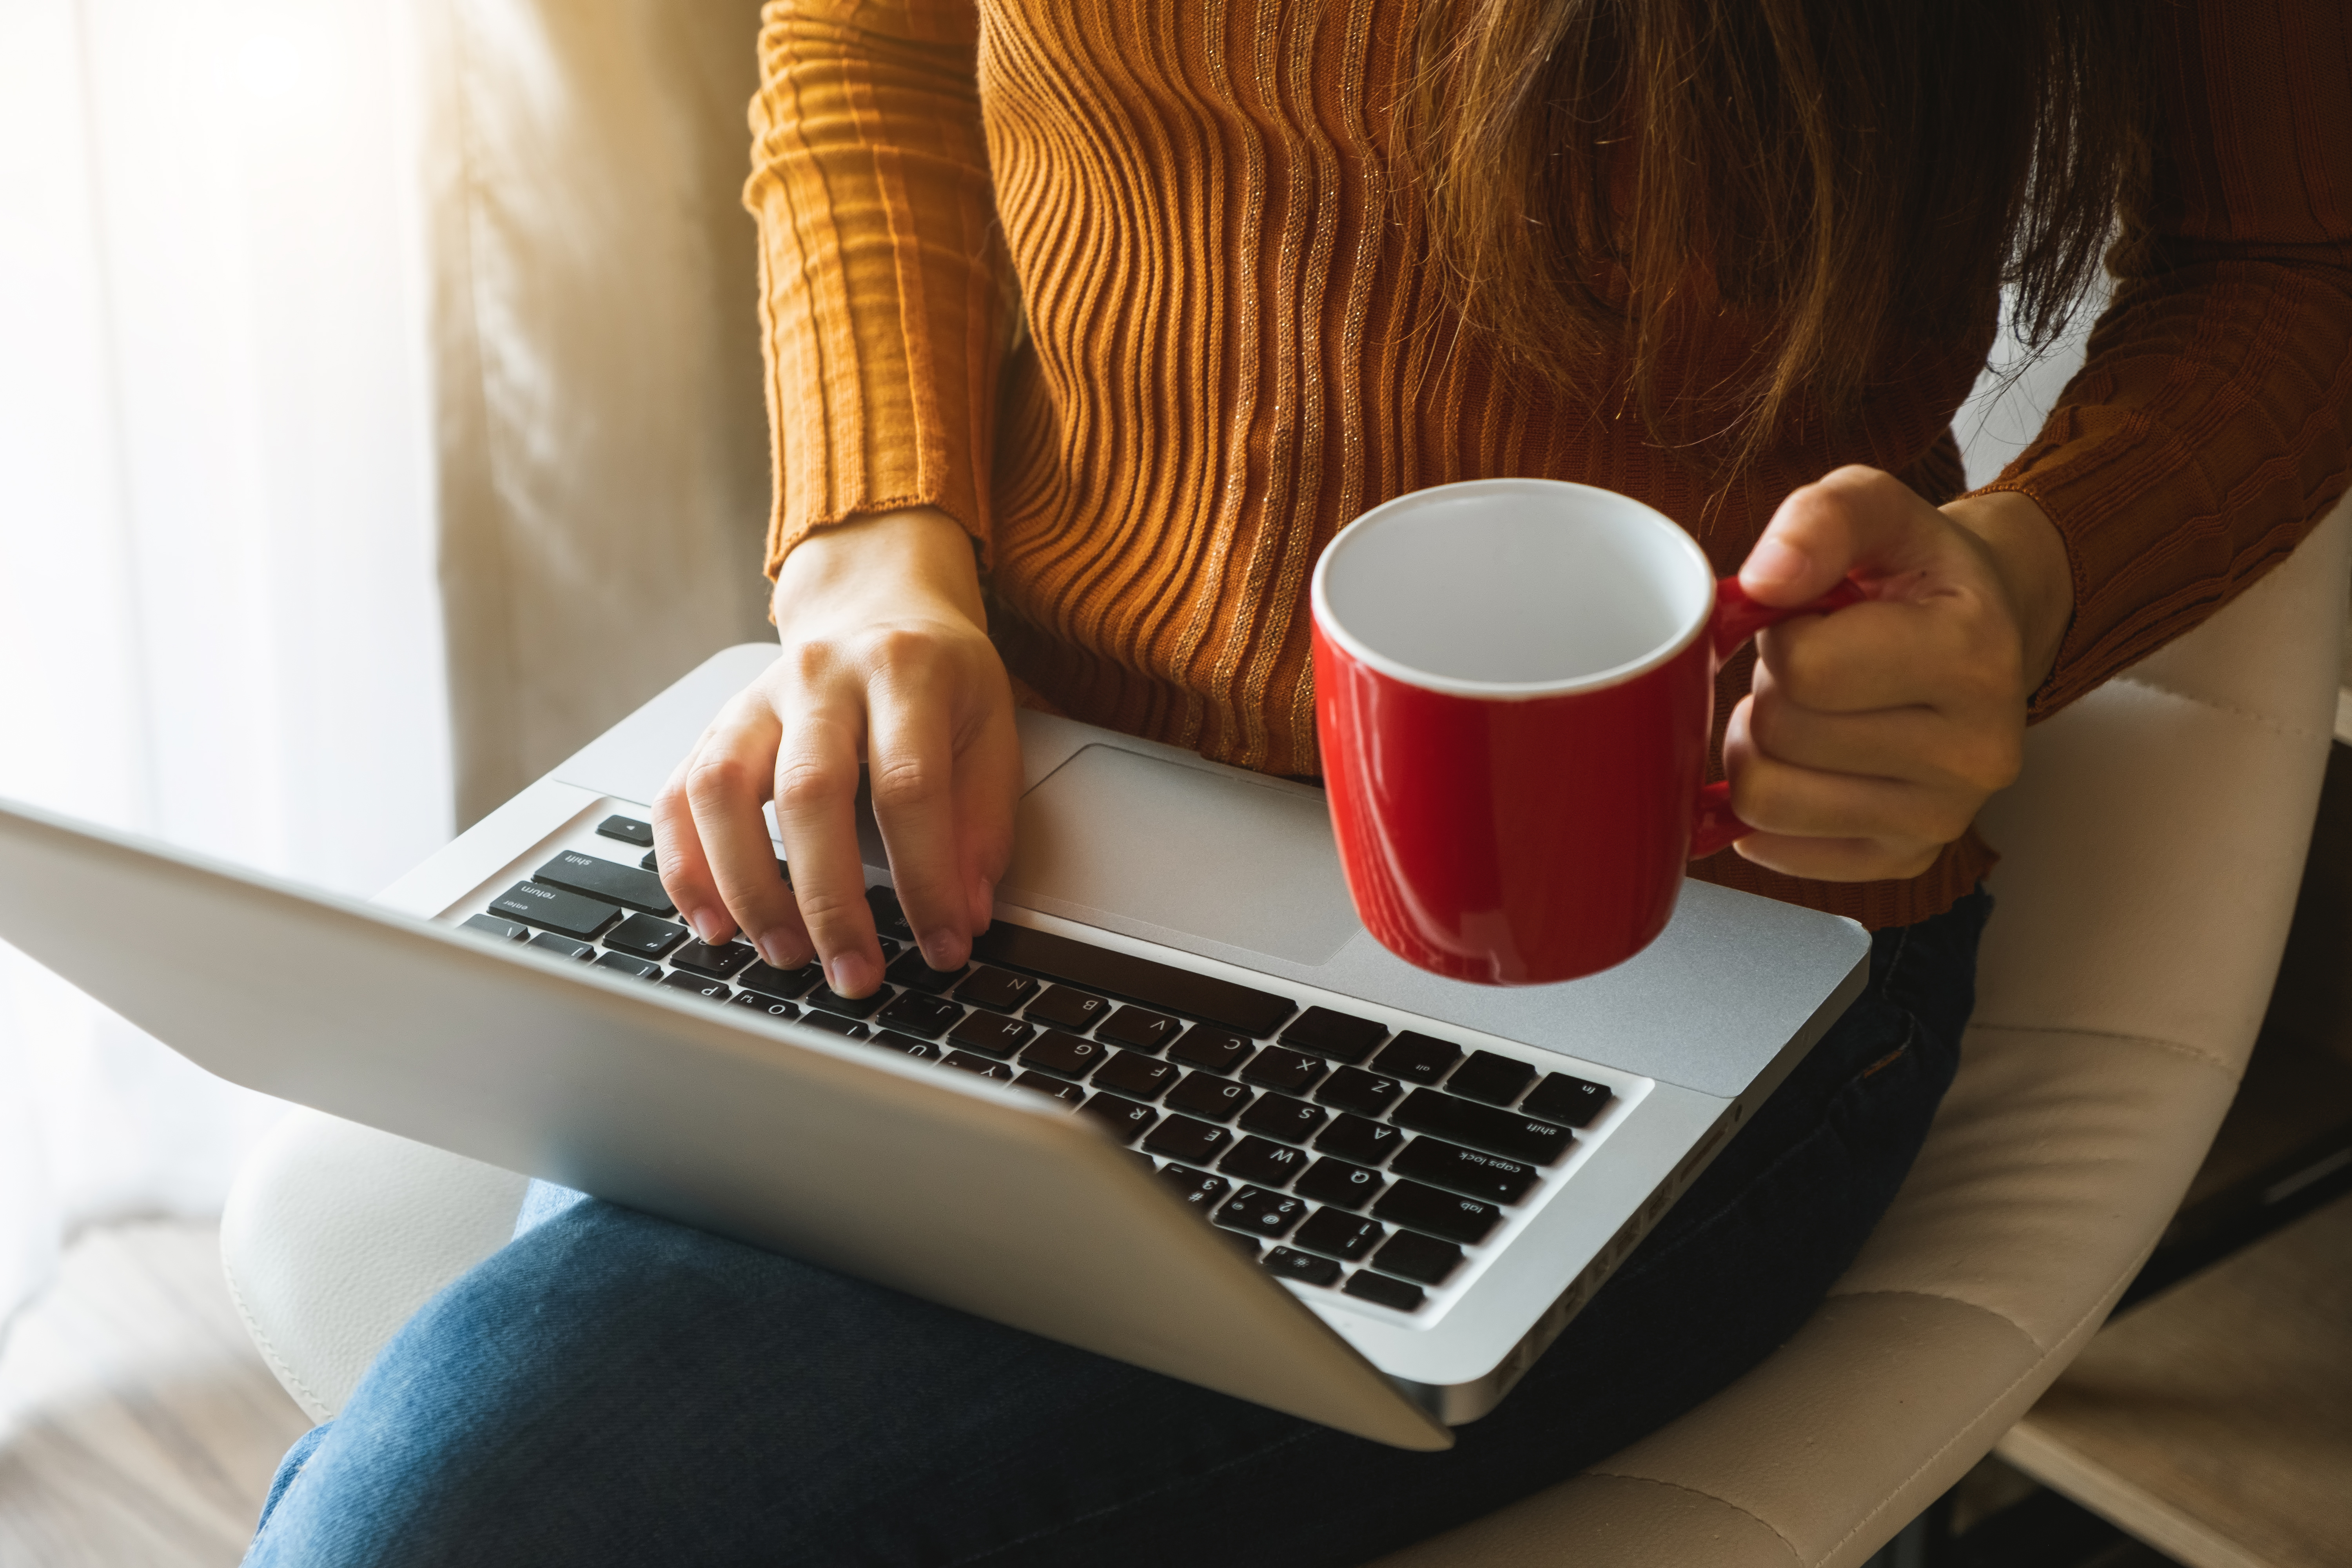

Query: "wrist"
<box><xmin>772</xmin><ymin>506</ymin><xmax>985</xmax><ymax>631</ymax></box>
<box><xmin>1943</xmin><ymin>489</ymin><xmax>2071</xmax><ymax>693</ymax></box>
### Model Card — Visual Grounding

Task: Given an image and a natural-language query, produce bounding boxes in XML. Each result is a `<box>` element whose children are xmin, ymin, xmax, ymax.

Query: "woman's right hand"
<box><xmin>651</xmin><ymin>506</ymin><xmax>1020</xmax><ymax>998</ymax></box>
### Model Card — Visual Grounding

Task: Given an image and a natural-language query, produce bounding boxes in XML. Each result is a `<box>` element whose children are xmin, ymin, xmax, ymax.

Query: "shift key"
<box><xmin>488</xmin><ymin>881</ymin><xmax>621</xmax><ymax>941</ymax></box>
<box><xmin>533</xmin><ymin>851</ymin><xmax>676</xmax><ymax>916</ymax></box>
<box><xmin>1389</xmin><ymin>1089</ymin><xmax>1573</xmax><ymax>1165</ymax></box>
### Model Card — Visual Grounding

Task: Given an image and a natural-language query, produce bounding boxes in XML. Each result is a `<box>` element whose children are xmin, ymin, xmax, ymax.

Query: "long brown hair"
<box><xmin>1408</xmin><ymin>0</ymin><xmax>2150</xmax><ymax>469</ymax></box>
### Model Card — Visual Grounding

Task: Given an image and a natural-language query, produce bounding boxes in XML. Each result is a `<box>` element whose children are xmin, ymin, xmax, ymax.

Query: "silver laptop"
<box><xmin>0</xmin><ymin>642</ymin><xmax>1865</xmax><ymax>1450</ymax></box>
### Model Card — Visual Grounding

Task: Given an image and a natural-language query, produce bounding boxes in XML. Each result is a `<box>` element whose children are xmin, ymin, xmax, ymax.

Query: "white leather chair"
<box><xmin>222</xmin><ymin>495</ymin><xmax>2351</xmax><ymax>1562</ymax></box>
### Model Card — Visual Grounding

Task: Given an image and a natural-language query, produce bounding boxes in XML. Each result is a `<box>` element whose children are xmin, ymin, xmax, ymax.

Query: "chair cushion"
<box><xmin>220</xmin><ymin>1108</ymin><xmax>527</xmax><ymax>1421</ymax></box>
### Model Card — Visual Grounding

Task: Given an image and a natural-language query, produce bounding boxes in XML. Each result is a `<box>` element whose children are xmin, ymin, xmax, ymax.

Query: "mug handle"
<box><xmin>1690</xmin><ymin>577</ymin><xmax>1868</xmax><ymax>859</ymax></box>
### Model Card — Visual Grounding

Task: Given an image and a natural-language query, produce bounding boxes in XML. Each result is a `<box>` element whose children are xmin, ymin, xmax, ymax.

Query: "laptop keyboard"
<box><xmin>457</xmin><ymin>814</ymin><xmax>1619</xmax><ymax>1318</ymax></box>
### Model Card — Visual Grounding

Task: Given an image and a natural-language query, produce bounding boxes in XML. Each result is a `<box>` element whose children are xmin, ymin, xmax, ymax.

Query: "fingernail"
<box><xmin>755</xmin><ymin>933</ymin><xmax>800</xmax><ymax>971</ymax></box>
<box><xmin>688</xmin><ymin>910</ymin><xmax>730</xmax><ymax>946</ymax></box>
<box><xmin>826</xmin><ymin>954</ymin><xmax>871</xmax><ymax>996</ymax></box>
<box><xmin>920</xmin><ymin>929</ymin><xmax>969</xmax><ymax>970</ymax></box>
<box><xmin>1745</xmin><ymin>536</ymin><xmax>1808</xmax><ymax>589</ymax></box>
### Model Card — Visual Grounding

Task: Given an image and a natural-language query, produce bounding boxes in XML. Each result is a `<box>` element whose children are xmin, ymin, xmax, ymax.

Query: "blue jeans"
<box><xmin>246</xmin><ymin>891</ymin><xmax>1989</xmax><ymax>1567</ymax></box>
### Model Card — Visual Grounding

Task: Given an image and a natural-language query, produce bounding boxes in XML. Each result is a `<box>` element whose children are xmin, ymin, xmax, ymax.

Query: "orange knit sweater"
<box><xmin>744</xmin><ymin>0</ymin><xmax>2352</xmax><ymax>931</ymax></box>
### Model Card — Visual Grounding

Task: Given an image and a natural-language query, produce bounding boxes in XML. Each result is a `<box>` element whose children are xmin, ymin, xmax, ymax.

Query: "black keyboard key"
<box><xmin>1447</xmin><ymin>1050</ymin><xmax>1537</xmax><ymax>1106</ymax></box>
<box><xmin>1012</xmin><ymin>1071</ymin><xmax>1087</xmax><ymax>1107</ymax></box>
<box><xmin>1294</xmin><ymin>1157</ymin><xmax>1386</xmax><ymax>1209</ymax></box>
<box><xmin>659</xmin><ymin>971</ymin><xmax>733</xmax><ymax>1004</ymax></box>
<box><xmin>1314</xmin><ymin>1113</ymin><xmax>1403</xmax><ymax>1167</ymax></box>
<box><xmin>604</xmin><ymin>913</ymin><xmax>688</xmax><ymax>959</ymax></box>
<box><xmin>1372</xmin><ymin>1180</ymin><xmax>1502</xmax><ymax>1245</ymax></box>
<box><xmin>947</xmin><ymin>1010</ymin><xmax>1033</xmax><ymax>1058</ymax></box>
<box><xmin>869</xmin><ymin>1030</ymin><xmax>939</xmax><ymax>1059</ymax></box>
<box><xmin>1169</xmin><ymin>1025</ymin><xmax>1256</xmax><ymax>1074</ymax></box>
<box><xmin>1097</xmin><ymin>1006</ymin><xmax>1183</xmax><ymax>1053</ymax></box>
<box><xmin>1522</xmin><ymin>1072</ymin><xmax>1613</xmax><ymax>1128</ymax></box>
<box><xmin>1240</xmin><ymin>1045</ymin><xmax>1326</xmax><ymax>1095</ymax></box>
<box><xmin>1025</xmin><ymin>985</ymin><xmax>1111</xmax><ymax>1031</ymax></box>
<box><xmin>1212</xmin><ymin>1186</ymin><xmax>1308</xmax><ymax>1240</ymax></box>
<box><xmin>1392</xmin><ymin>1138</ymin><xmax>1539</xmax><ymax>1205</ymax></box>
<box><xmin>943</xmin><ymin>1049</ymin><xmax>1014</xmax><ymax>1080</ymax></box>
<box><xmin>668</xmin><ymin>939</ymin><xmax>756</xmax><ymax>979</ymax></box>
<box><xmin>1092</xmin><ymin>1051</ymin><xmax>1178</xmax><ymax>1100</ymax></box>
<box><xmin>877</xmin><ymin>991</ymin><xmax>964</xmax><ymax>1038</ymax></box>
<box><xmin>490</xmin><ymin>881</ymin><xmax>620</xmax><ymax>941</ymax></box>
<box><xmin>1343</xmin><ymin>1270</ymin><xmax>1426</xmax><ymax>1312</ymax></box>
<box><xmin>954</xmin><ymin>965</ymin><xmax>1040</xmax><ymax>1013</ymax></box>
<box><xmin>591</xmin><ymin>950</ymin><xmax>659</xmax><ymax>979</ymax></box>
<box><xmin>1141</xmin><ymin>1115</ymin><xmax>1233</xmax><ymax>1166</ymax></box>
<box><xmin>1371</xmin><ymin>1031</ymin><xmax>1464</xmax><ymax>1085</ymax></box>
<box><xmin>804</xmin><ymin>1013</ymin><xmax>869</xmax><ymax>1040</ymax></box>
<box><xmin>533</xmin><ymin>851</ymin><xmax>676</xmax><ymax>916</ymax></box>
<box><xmin>886</xmin><ymin>949</ymin><xmax>966</xmax><ymax>995</ymax></box>
<box><xmin>1292</xmin><ymin>1208</ymin><xmax>1386</xmax><ymax>1262</ymax></box>
<box><xmin>1313</xmin><ymin>1066</ymin><xmax>1403</xmax><ymax>1117</ymax></box>
<box><xmin>865</xmin><ymin>884</ymin><xmax>915</xmax><ymax>941</ymax></box>
<box><xmin>806</xmin><ymin>984</ymin><xmax>893</xmax><ymax>1021</ymax></box>
<box><xmin>1390</xmin><ymin>1089</ymin><xmax>1573</xmax><ymax>1165</ymax></box>
<box><xmin>1163</xmin><ymin>1071</ymin><xmax>1253</xmax><ymax>1122</ymax></box>
<box><xmin>1281</xmin><ymin>1006</ymin><xmax>1389</xmax><ymax>1064</ymax></box>
<box><xmin>1153</xmin><ymin>1164</ymin><xmax>1229</xmax><ymax>1211</ymax></box>
<box><xmin>1080</xmin><ymin>1093</ymin><xmax>1158</xmax><ymax>1142</ymax></box>
<box><xmin>460</xmin><ymin>913</ymin><xmax>528</xmax><ymax>942</ymax></box>
<box><xmin>969</xmin><ymin>923</ymin><xmax>1295</xmax><ymax>1037</ymax></box>
<box><xmin>1219</xmin><ymin>1136</ymin><xmax>1312</xmax><ymax>1187</ymax></box>
<box><xmin>1263</xmin><ymin>1247</ymin><xmax>1342</xmax><ymax>1287</ymax></box>
<box><xmin>638</xmin><ymin>845</ymin><xmax>769</xmax><ymax>879</ymax></box>
<box><xmin>529</xmin><ymin>932</ymin><xmax>595</xmax><ymax>961</ymax></box>
<box><xmin>1238</xmin><ymin>1093</ymin><xmax>1328</xmax><ymax>1145</ymax></box>
<box><xmin>737</xmin><ymin>959</ymin><xmax>821</xmax><ymax>999</ymax></box>
<box><xmin>1370</xmin><ymin>1229</ymin><xmax>1465</xmax><ymax>1286</ymax></box>
<box><xmin>728</xmin><ymin>990</ymin><xmax>800</xmax><ymax>1023</ymax></box>
<box><xmin>1017</xmin><ymin>1029</ymin><xmax>1110</xmax><ymax>1080</ymax></box>
<box><xmin>595</xmin><ymin>814</ymin><xmax>654</xmax><ymax>848</ymax></box>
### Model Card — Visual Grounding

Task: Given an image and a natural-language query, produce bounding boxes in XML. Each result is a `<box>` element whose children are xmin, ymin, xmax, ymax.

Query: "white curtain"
<box><xmin>0</xmin><ymin>0</ymin><xmax>451</xmax><ymax>1331</ymax></box>
<box><xmin>416</xmin><ymin>0</ymin><xmax>774</xmax><ymax>825</ymax></box>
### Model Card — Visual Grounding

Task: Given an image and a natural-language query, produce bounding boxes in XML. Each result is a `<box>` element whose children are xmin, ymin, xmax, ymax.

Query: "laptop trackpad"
<box><xmin>999</xmin><ymin>745</ymin><xmax>1361</xmax><ymax>967</ymax></box>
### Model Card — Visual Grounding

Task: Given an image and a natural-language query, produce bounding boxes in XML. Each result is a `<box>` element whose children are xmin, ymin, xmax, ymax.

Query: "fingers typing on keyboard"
<box><xmin>653</xmin><ymin>508</ymin><xmax>1020</xmax><ymax>998</ymax></box>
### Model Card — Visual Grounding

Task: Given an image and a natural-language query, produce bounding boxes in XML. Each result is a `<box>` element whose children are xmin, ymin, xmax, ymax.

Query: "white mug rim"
<box><xmin>1310</xmin><ymin>478</ymin><xmax>1715</xmax><ymax>700</ymax></box>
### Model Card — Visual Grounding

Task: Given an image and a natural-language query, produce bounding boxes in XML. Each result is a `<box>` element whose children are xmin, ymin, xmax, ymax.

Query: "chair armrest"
<box><xmin>220</xmin><ymin>1108</ymin><xmax>527</xmax><ymax>1421</ymax></box>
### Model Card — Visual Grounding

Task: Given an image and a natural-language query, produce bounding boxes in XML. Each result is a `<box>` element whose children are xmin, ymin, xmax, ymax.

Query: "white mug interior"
<box><xmin>1312</xmin><ymin>479</ymin><xmax>1715</xmax><ymax>696</ymax></box>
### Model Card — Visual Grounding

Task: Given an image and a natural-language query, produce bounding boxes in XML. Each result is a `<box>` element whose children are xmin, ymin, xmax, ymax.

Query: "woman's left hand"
<box><xmin>1724</xmin><ymin>465</ymin><xmax>2073</xmax><ymax>882</ymax></box>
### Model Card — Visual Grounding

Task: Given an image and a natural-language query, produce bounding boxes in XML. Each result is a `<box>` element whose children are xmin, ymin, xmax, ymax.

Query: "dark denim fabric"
<box><xmin>245</xmin><ymin>890</ymin><xmax>1991</xmax><ymax>1568</ymax></box>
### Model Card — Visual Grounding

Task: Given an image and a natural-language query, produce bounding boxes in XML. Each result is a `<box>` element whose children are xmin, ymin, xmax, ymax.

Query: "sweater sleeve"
<box><xmin>745</xmin><ymin>0</ymin><xmax>1006</xmax><ymax>575</ymax></box>
<box><xmin>1974</xmin><ymin>0</ymin><xmax>2352</xmax><ymax>719</ymax></box>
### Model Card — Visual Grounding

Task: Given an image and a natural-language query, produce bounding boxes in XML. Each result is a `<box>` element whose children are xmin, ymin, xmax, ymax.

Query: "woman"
<box><xmin>245</xmin><ymin>1</ymin><xmax>2350</xmax><ymax>1561</ymax></box>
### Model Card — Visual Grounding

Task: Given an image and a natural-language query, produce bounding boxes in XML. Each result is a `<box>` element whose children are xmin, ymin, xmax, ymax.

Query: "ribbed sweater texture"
<box><xmin>745</xmin><ymin>0</ymin><xmax>2352</xmax><ymax>931</ymax></box>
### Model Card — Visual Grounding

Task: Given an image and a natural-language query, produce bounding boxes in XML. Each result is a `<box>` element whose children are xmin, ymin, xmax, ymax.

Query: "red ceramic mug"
<box><xmin>1310</xmin><ymin>478</ymin><xmax>1861</xmax><ymax>986</ymax></box>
